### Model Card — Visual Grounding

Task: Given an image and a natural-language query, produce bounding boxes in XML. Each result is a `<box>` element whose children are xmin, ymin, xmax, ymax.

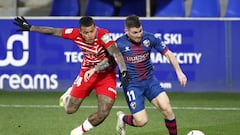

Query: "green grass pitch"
<box><xmin>0</xmin><ymin>90</ymin><xmax>240</xmax><ymax>135</ymax></box>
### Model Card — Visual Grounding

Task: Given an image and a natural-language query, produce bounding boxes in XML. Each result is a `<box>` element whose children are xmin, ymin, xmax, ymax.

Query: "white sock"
<box><xmin>73</xmin><ymin>119</ymin><xmax>94</xmax><ymax>134</ymax></box>
<box><xmin>81</xmin><ymin>119</ymin><xmax>94</xmax><ymax>132</ymax></box>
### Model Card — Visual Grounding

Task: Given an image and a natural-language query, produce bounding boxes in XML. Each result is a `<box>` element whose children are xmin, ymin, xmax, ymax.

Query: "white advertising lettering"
<box><xmin>64</xmin><ymin>51</ymin><xmax>83</xmax><ymax>63</ymax></box>
<box><xmin>0</xmin><ymin>74</ymin><xmax>58</xmax><ymax>90</ymax></box>
<box><xmin>0</xmin><ymin>32</ymin><xmax>29</xmax><ymax>67</ymax></box>
<box><xmin>154</xmin><ymin>33</ymin><xmax>182</xmax><ymax>45</ymax></box>
<box><xmin>160</xmin><ymin>82</ymin><xmax>172</xmax><ymax>89</ymax></box>
<box><xmin>109</xmin><ymin>33</ymin><xmax>124</xmax><ymax>41</ymax></box>
<box><xmin>110</xmin><ymin>33</ymin><xmax>182</xmax><ymax>45</ymax></box>
<box><xmin>163</xmin><ymin>33</ymin><xmax>182</xmax><ymax>45</ymax></box>
<box><xmin>151</xmin><ymin>52</ymin><xmax>202</xmax><ymax>64</ymax></box>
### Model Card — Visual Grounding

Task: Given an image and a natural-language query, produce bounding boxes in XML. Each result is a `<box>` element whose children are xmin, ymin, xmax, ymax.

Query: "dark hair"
<box><xmin>79</xmin><ymin>16</ymin><xmax>95</xmax><ymax>27</ymax></box>
<box><xmin>125</xmin><ymin>15</ymin><xmax>141</xmax><ymax>28</ymax></box>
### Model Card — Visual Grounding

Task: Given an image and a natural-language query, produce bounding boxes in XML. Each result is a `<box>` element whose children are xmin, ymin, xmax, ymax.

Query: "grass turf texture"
<box><xmin>0</xmin><ymin>91</ymin><xmax>240</xmax><ymax>135</ymax></box>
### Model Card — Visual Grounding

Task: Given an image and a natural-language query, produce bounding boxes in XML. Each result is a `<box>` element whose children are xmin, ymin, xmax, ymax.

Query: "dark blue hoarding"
<box><xmin>0</xmin><ymin>17</ymin><xmax>239</xmax><ymax>92</ymax></box>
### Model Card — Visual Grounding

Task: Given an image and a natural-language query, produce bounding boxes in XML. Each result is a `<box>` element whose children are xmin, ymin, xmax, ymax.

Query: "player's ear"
<box><xmin>124</xmin><ymin>28</ymin><xmax>128</xmax><ymax>34</ymax></box>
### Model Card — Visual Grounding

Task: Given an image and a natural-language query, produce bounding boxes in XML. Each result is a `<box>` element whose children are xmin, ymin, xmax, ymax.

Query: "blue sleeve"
<box><xmin>150</xmin><ymin>33</ymin><xmax>168</xmax><ymax>54</ymax></box>
<box><xmin>116</xmin><ymin>37</ymin><xmax>125</xmax><ymax>53</ymax></box>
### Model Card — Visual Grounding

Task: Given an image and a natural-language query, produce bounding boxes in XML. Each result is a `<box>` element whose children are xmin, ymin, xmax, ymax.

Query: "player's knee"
<box><xmin>161</xmin><ymin>108</ymin><xmax>175</xmax><ymax>119</ymax></box>
<box><xmin>64</xmin><ymin>105</ymin><xmax>79</xmax><ymax>114</ymax></box>
<box><xmin>65</xmin><ymin>107</ymin><xmax>77</xmax><ymax>114</ymax></box>
<box><xmin>134</xmin><ymin>116</ymin><xmax>148</xmax><ymax>127</ymax></box>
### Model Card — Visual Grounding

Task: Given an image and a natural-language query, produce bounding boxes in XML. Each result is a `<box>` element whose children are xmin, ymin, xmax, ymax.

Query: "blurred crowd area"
<box><xmin>0</xmin><ymin>0</ymin><xmax>239</xmax><ymax>17</ymax></box>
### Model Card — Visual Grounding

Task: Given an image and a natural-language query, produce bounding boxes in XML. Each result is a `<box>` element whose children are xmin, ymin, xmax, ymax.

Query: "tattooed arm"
<box><xmin>94</xmin><ymin>58</ymin><xmax>111</xmax><ymax>72</ymax></box>
<box><xmin>106</xmin><ymin>43</ymin><xmax>127</xmax><ymax>72</ymax></box>
<box><xmin>30</xmin><ymin>26</ymin><xmax>63</xmax><ymax>37</ymax></box>
<box><xmin>13</xmin><ymin>16</ymin><xmax>62</xmax><ymax>37</ymax></box>
<box><xmin>107</xmin><ymin>43</ymin><xmax>129</xmax><ymax>89</ymax></box>
<box><xmin>84</xmin><ymin>58</ymin><xmax>113</xmax><ymax>82</ymax></box>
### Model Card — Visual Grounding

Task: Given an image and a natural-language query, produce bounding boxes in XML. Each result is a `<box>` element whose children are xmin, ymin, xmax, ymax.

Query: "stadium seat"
<box><xmin>225</xmin><ymin>0</ymin><xmax>240</xmax><ymax>17</ymax></box>
<box><xmin>154</xmin><ymin>0</ymin><xmax>185</xmax><ymax>17</ymax></box>
<box><xmin>189</xmin><ymin>0</ymin><xmax>220</xmax><ymax>17</ymax></box>
<box><xmin>119</xmin><ymin>0</ymin><xmax>146</xmax><ymax>16</ymax></box>
<box><xmin>50</xmin><ymin>0</ymin><xmax>80</xmax><ymax>16</ymax></box>
<box><xmin>85</xmin><ymin>0</ymin><xmax>115</xmax><ymax>16</ymax></box>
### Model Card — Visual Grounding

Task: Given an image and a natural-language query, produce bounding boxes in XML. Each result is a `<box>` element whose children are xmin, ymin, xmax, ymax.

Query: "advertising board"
<box><xmin>0</xmin><ymin>17</ymin><xmax>239</xmax><ymax>92</ymax></box>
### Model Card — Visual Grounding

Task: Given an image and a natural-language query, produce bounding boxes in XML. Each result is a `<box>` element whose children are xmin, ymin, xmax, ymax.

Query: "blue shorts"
<box><xmin>123</xmin><ymin>75</ymin><xmax>165</xmax><ymax>114</ymax></box>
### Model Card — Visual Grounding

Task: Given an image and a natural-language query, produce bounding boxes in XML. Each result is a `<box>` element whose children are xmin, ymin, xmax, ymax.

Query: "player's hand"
<box><xmin>119</xmin><ymin>71</ymin><xmax>130</xmax><ymax>89</ymax></box>
<box><xmin>13</xmin><ymin>16</ymin><xmax>32</xmax><ymax>31</ymax></box>
<box><xmin>84</xmin><ymin>68</ymin><xmax>96</xmax><ymax>82</ymax></box>
<box><xmin>177</xmin><ymin>71</ymin><xmax>187</xmax><ymax>87</ymax></box>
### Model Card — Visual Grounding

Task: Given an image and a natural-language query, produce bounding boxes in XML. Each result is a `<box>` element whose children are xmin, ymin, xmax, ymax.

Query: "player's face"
<box><xmin>80</xmin><ymin>24</ymin><xmax>97</xmax><ymax>44</ymax></box>
<box><xmin>125</xmin><ymin>26</ymin><xmax>143</xmax><ymax>44</ymax></box>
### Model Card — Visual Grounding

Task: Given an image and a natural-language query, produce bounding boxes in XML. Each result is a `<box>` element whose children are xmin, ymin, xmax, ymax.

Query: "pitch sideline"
<box><xmin>0</xmin><ymin>104</ymin><xmax>240</xmax><ymax>111</ymax></box>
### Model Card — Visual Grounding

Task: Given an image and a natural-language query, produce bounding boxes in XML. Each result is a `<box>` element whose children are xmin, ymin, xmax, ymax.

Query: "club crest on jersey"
<box><xmin>130</xmin><ymin>102</ymin><xmax>136</xmax><ymax>110</ymax></box>
<box><xmin>101</xmin><ymin>34</ymin><xmax>112</xmax><ymax>44</ymax></box>
<box><xmin>143</xmin><ymin>39</ymin><xmax>150</xmax><ymax>47</ymax></box>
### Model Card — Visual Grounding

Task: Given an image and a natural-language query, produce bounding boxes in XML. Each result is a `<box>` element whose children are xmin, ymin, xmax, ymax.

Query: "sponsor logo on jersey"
<box><xmin>65</xmin><ymin>28</ymin><xmax>73</xmax><ymax>34</ymax></box>
<box><xmin>126</xmin><ymin>52</ymin><xmax>150</xmax><ymax>64</ymax></box>
<box><xmin>101</xmin><ymin>34</ymin><xmax>112</xmax><ymax>44</ymax></box>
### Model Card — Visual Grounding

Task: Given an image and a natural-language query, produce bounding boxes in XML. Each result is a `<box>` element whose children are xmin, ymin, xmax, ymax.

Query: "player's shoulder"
<box><xmin>64</xmin><ymin>28</ymin><xmax>79</xmax><ymax>33</ymax></box>
<box><xmin>116</xmin><ymin>34</ymin><xmax>127</xmax><ymax>43</ymax></box>
<box><xmin>143</xmin><ymin>31</ymin><xmax>160</xmax><ymax>43</ymax></box>
<box><xmin>62</xmin><ymin>28</ymin><xmax>80</xmax><ymax>39</ymax></box>
<box><xmin>96</xmin><ymin>27</ymin><xmax>110</xmax><ymax>34</ymax></box>
<box><xmin>143</xmin><ymin>31</ymin><xmax>155</xmax><ymax>38</ymax></box>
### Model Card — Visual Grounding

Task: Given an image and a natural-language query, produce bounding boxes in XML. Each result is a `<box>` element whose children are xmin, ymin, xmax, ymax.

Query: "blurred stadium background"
<box><xmin>0</xmin><ymin>0</ymin><xmax>233</xmax><ymax>17</ymax></box>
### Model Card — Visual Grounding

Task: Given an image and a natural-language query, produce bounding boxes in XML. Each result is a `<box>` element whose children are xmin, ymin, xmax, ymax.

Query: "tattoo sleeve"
<box><xmin>95</xmin><ymin>58</ymin><xmax>111</xmax><ymax>72</ymax></box>
<box><xmin>30</xmin><ymin>26</ymin><xmax>62</xmax><ymax>37</ymax></box>
<box><xmin>107</xmin><ymin>44</ymin><xmax>127</xmax><ymax>72</ymax></box>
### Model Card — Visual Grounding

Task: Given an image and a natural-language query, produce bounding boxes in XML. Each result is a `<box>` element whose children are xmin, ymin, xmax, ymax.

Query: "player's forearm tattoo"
<box><xmin>31</xmin><ymin>26</ymin><xmax>55</xmax><ymax>34</ymax></box>
<box><xmin>107</xmin><ymin>44</ymin><xmax>127</xmax><ymax>72</ymax></box>
<box><xmin>95</xmin><ymin>58</ymin><xmax>110</xmax><ymax>72</ymax></box>
<box><xmin>31</xmin><ymin>26</ymin><xmax>62</xmax><ymax>36</ymax></box>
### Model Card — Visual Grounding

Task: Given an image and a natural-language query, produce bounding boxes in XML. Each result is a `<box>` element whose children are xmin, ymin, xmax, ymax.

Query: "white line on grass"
<box><xmin>0</xmin><ymin>104</ymin><xmax>240</xmax><ymax>111</ymax></box>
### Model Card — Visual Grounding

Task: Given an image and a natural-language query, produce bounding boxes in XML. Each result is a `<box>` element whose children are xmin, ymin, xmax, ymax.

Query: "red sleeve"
<box><xmin>62</xmin><ymin>28</ymin><xmax>80</xmax><ymax>40</ymax></box>
<box><xmin>98</xmin><ymin>28</ymin><xmax>116</xmax><ymax>49</ymax></box>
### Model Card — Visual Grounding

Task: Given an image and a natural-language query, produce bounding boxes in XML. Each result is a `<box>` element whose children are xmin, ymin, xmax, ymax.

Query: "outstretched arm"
<box><xmin>164</xmin><ymin>50</ymin><xmax>187</xmax><ymax>87</ymax></box>
<box><xmin>13</xmin><ymin>16</ymin><xmax>62</xmax><ymax>37</ymax></box>
<box><xmin>30</xmin><ymin>26</ymin><xmax>62</xmax><ymax>37</ymax></box>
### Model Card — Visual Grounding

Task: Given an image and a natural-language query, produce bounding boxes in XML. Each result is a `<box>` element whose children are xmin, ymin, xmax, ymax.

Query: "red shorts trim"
<box><xmin>70</xmin><ymin>70</ymin><xmax>117</xmax><ymax>100</ymax></box>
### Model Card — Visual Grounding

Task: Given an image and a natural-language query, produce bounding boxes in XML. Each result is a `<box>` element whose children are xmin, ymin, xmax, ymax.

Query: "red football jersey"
<box><xmin>62</xmin><ymin>27</ymin><xmax>115</xmax><ymax>71</ymax></box>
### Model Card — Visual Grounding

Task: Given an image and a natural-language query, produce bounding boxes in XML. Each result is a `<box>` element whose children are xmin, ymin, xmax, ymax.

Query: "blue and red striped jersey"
<box><xmin>116</xmin><ymin>31</ymin><xmax>168</xmax><ymax>81</ymax></box>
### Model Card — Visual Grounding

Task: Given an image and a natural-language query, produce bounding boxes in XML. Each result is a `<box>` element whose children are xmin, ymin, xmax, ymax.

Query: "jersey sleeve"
<box><xmin>61</xmin><ymin>28</ymin><xmax>79</xmax><ymax>40</ymax></box>
<box><xmin>151</xmin><ymin>34</ymin><xmax>169</xmax><ymax>55</ymax></box>
<box><xmin>98</xmin><ymin>29</ymin><xmax>116</xmax><ymax>49</ymax></box>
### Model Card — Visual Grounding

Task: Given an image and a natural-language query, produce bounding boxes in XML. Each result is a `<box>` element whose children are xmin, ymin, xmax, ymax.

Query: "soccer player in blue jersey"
<box><xmin>115</xmin><ymin>15</ymin><xmax>187</xmax><ymax>135</ymax></box>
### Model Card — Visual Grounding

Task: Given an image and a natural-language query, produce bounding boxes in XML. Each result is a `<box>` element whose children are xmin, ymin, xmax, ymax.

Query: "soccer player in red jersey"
<box><xmin>13</xmin><ymin>16</ymin><xmax>129</xmax><ymax>135</ymax></box>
